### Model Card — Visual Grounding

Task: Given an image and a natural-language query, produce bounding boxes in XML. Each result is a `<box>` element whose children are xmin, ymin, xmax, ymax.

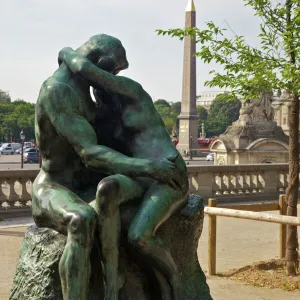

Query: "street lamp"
<box><xmin>189</xmin><ymin>133</ymin><xmax>193</xmax><ymax>160</ymax></box>
<box><xmin>20</xmin><ymin>130</ymin><xmax>25</xmax><ymax>169</ymax></box>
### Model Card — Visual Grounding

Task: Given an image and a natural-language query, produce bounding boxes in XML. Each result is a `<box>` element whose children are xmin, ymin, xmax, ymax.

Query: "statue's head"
<box><xmin>76</xmin><ymin>34</ymin><xmax>129</xmax><ymax>75</ymax></box>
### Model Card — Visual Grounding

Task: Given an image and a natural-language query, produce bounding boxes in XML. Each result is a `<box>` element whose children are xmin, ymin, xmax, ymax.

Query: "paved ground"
<box><xmin>0</xmin><ymin>154</ymin><xmax>39</xmax><ymax>169</ymax></box>
<box><xmin>1</xmin><ymin>210</ymin><xmax>300</xmax><ymax>299</ymax></box>
<box><xmin>0</xmin><ymin>154</ymin><xmax>213</xmax><ymax>169</ymax></box>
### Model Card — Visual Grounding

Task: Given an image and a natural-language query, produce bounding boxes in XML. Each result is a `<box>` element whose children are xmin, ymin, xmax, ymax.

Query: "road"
<box><xmin>0</xmin><ymin>154</ymin><xmax>39</xmax><ymax>170</ymax></box>
<box><xmin>0</xmin><ymin>154</ymin><xmax>214</xmax><ymax>169</ymax></box>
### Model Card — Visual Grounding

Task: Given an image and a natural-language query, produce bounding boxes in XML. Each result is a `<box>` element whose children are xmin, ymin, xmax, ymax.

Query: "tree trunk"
<box><xmin>285</xmin><ymin>0</ymin><xmax>299</xmax><ymax>276</ymax></box>
<box><xmin>285</xmin><ymin>93</ymin><xmax>299</xmax><ymax>275</ymax></box>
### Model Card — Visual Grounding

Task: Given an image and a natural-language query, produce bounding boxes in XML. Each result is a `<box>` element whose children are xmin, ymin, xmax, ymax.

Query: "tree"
<box><xmin>158</xmin><ymin>0</ymin><xmax>300</xmax><ymax>274</ymax></box>
<box><xmin>154</xmin><ymin>99</ymin><xmax>175</xmax><ymax>133</ymax></box>
<box><xmin>196</xmin><ymin>105</ymin><xmax>208</xmax><ymax>121</ymax></box>
<box><xmin>209</xmin><ymin>96</ymin><xmax>241</xmax><ymax>124</ymax></box>
<box><xmin>171</xmin><ymin>102</ymin><xmax>181</xmax><ymax>115</ymax></box>
<box><xmin>154</xmin><ymin>99</ymin><xmax>170</xmax><ymax>107</ymax></box>
<box><xmin>0</xmin><ymin>99</ymin><xmax>35</xmax><ymax>142</ymax></box>
<box><xmin>0</xmin><ymin>89</ymin><xmax>11</xmax><ymax>104</ymax></box>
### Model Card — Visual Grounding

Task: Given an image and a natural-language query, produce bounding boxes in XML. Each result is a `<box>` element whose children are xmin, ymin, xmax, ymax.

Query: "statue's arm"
<box><xmin>58</xmin><ymin>47</ymin><xmax>143</xmax><ymax>101</ymax></box>
<box><xmin>44</xmin><ymin>83</ymin><xmax>151</xmax><ymax>177</ymax></box>
<box><xmin>44</xmin><ymin>83</ymin><xmax>178</xmax><ymax>187</ymax></box>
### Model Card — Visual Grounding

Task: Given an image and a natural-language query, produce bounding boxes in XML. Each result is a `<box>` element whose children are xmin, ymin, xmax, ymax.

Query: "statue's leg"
<box><xmin>32</xmin><ymin>177</ymin><xmax>97</xmax><ymax>300</ymax></box>
<box><xmin>91</xmin><ymin>174</ymin><xmax>145</xmax><ymax>300</ymax></box>
<box><xmin>128</xmin><ymin>182</ymin><xmax>187</xmax><ymax>300</ymax></box>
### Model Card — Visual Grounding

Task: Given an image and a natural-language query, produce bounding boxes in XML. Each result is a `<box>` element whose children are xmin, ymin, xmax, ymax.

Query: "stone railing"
<box><xmin>188</xmin><ymin>164</ymin><xmax>289</xmax><ymax>202</ymax></box>
<box><xmin>0</xmin><ymin>170</ymin><xmax>38</xmax><ymax>210</ymax></box>
<box><xmin>0</xmin><ymin>164</ymin><xmax>291</xmax><ymax>210</ymax></box>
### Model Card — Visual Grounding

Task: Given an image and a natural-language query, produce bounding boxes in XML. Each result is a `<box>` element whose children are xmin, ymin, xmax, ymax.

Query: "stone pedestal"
<box><xmin>10</xmin><ymin>194</ymin><xmax>212</xmax><ymax>300</ymax></box>
<box><xmin>211</xmin><ymin>120</ymin><xmax>289</xmax><ymax>165</ymax></box>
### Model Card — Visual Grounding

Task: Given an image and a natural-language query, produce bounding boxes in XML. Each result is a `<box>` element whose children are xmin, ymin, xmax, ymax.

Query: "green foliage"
<box><xmin>199</xmin><ymin>97</ymin><xmax>241</xmax><ymax>137</ymax></box>
<box><xmin>197</xmin><ymin>106</ymin><xmax>208</xmax><ymax>121</ymax></box>
<box><xmin>171</xmin><ymin>102</ymin><xmax>181</xmax><ymax>115</ymax></box>
<box><xmin>154</xmin><ymin>99</ymin><xmax>181</xmax><ymax>133</ymax></box>
<box><xmin>209</xmin><ymin>96</ymin><xmax>241</xmax><ymax>124</ymax></box>
<box><xmin>154</xmin><ymin>99</ymin><xmax>170</xmax><ymax>107</ymax></box>
<box><xmin>0</xmin><ymin>97</ymin><xmax>35</xmax><ymax>142</ymax></box>
<box><xmin>0</xmin><ymin>89</ymin><xmax>11</xmax><ymax>104</ymax></box>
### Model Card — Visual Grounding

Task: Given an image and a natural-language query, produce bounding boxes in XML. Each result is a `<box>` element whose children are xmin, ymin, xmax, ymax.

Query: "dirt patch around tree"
<box><xmin>218</xmin><ymin>259</ymin><xmax>300</xmax><ymax>291</ymax></box>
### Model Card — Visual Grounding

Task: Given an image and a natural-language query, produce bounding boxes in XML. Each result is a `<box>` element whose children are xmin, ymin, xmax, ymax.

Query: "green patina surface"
<box><xmin>11</xmin><ymin>34</ymin><xmax>211</xmax><ymax>300</ymax></box>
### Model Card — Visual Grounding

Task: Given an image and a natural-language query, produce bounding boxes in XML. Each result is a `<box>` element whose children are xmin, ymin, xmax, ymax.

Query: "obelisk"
<box><xmin>177</xmin><ymin>0</ymin><xmax>199</xmax><ymax>155</ymax></box>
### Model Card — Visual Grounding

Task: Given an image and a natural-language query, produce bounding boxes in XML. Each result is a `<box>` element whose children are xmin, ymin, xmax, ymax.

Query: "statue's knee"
<box><xmin>69</xmin><ymin>207</ymin><xmax>96</xmax><ymax>237</ymax></box>
<box><xmin>96</xmin><ymin>178</ymin><xmax>121</xmax><ymax>214</ymax></box>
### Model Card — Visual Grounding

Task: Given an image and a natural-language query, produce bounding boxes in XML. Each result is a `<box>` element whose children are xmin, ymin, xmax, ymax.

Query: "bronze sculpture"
<box><xmin>10</xmin><ymin>34</ymin><xmax>211</xmax><ymax>300</ymax></box>
<box><xmin>58</xmin><ymin>45</ymin><xmax>189</xmax><ymax>300</ymax></box>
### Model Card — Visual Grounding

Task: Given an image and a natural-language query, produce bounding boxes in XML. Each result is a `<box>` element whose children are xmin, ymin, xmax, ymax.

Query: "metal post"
<box><xmin>20</xmin><ymin>130</ymin><xmax>25</xmax><ymax>169</ymax></box>
<box><xmin>21</xmin><ymin>141</ymin><xmax>24</xmax><ymax>169</ymax></box>
<box><xmin>189</xmin><ymin>133</ymin><xmax>193</xmax><ymax>160</ymax></box>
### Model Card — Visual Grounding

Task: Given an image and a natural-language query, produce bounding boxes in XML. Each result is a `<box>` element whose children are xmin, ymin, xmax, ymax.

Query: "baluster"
<box><xmin>235</xmin><ymin>173</ymin><xmax>243</xmax><ymax>194</ymax></box>
<box><xmin>220</xmin><ymin>174</ymin><xmax>228</xmax><ymax>195</ymax></box>
<box><xmin>229</xmin><ymin>173</ymin><xmax>237</xmax><ymax>195</ymax></box>
<box><xmin>242</xmin><ymin>173</ymin><xmax>251</xmax><ymax>194</ymax></box>
<box><xmin>0</xmin><ymin>182</ymin><xmax>8</xmax><ymax>208</ymax></box>
<box><xmin>223</xmin><ymin>173</ymin><xmax>233</xmax><ymax>195</ymax></box>
<box><xmin>250</xmin><ymin>173</ymin><xmax>258</xmax><ymax>194</ymax></box>
<box><xmin>6</xmin><ymin>179</ymin><xmax>20</xmax><ymax>207</ymax></box>
<box><xmin>19</xmin><ymin>178</ymin><xmax>32</xmax><ymax>207</ymax></box>
<box><xmin>213</xmin><ymin>173</ymin><xmax>222</xmax><ymax>195</ymax></box>
<box><xmin>278</xmin><ymin>172</ymin><xmax>285</xmax><ymax>192</ymax></box>
<box><xmin>257</xmin><ymin>173</ymin><xmax>264</xmax><ymax>193</ymax></box>
<box><xmin>284</xmin><ymin>172</ymin><xmax>289</xmax><ymax>193</ymax></box>
<box><xmin>189</xmin><ymin>174</ymin><xmax>198</xmax><ymax>193</ymax></box>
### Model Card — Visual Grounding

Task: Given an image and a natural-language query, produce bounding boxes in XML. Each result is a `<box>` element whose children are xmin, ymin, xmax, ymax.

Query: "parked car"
<box><xmin>24</xmin><ymin>152</ymin><xmax>39</xmax><ymax>163</ymax></box>
<box><xmin>24</xmin><ymin>142</ymin><xmax>33</xmax><ymax>148</ymax></box>
<box><xmin>15</xmin><ymin>146</ymin><xmax>32</xmax><ymax>154</ymax></box>
<box><xmin>24</xmin><ymin>148</ymin><xmax>38</xmax><ymax>153</ymax></box>
<box><xmin>206</xmin><ymin>153</ymin><xmax>215</xmax><ymax>161</ymax></box>
<box><xmin>0</xmin><ymin>143</ymin><xmax>21</xmax><ymax>153</ymax></box>
<box><xmin>1</xmin><ymin>146</ymin><xmax>15</xmax><ymax>155</ymax></box>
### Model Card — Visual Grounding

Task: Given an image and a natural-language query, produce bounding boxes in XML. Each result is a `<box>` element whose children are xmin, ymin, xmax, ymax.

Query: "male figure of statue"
<box><xmin>32</xmin><ymin>34</ymin><xmax>180</xmax><ymax>300</ymax></box>
<box><xmin>59</xmin><ymin>46</ymin><xmax>189</xmax><ymax>300</ymax></box>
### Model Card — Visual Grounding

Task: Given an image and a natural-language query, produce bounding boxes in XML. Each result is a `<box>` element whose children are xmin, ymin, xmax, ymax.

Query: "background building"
<box><xmin>272</xmin><ymin>97</ymin><xmax>290</xmax><ymax>136</ymax></box>
<box><xmin>196</xmin><ymin>90</ymin><xmax>228</xmax><ymax>109</ymax></box>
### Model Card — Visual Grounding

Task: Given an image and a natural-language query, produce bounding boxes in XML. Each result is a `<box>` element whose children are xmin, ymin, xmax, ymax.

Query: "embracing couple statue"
<box><xmin>10</xmin><ymin>34</ymin><xmax>211</xmax><ymax>300</ymax></box>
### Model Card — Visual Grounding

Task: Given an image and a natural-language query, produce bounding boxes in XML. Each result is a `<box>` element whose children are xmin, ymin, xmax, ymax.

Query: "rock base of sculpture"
<box><xmin>10</xmin><ymin>194</ymin><xmax>212</xmax><ymax>300</ymax></box>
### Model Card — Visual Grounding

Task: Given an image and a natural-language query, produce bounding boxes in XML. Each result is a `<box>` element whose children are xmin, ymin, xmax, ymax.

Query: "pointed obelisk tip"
<box><xmin>186</xmin><ymin>0</ymin><xmax>196</xmax><ymax>12</ymax></box>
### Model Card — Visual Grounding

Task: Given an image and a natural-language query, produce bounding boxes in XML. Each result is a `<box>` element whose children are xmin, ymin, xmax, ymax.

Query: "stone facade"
<box><xmin>210</xmin><ymin>92</ymin><xmax>289</xmax><ymax>165</ymax></box>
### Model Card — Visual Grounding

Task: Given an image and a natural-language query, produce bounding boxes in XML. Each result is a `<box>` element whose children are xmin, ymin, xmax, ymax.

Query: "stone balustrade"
<box><xmin>0</xmin><ymin>170</ymin><xmax>38</xmax><ymax>209</ymax></box>
<box><xmin>0</xmin><ymin>164</ymin><xmax>291</xmax><ymax>210</ymax></box>
<box><xmin>188</xmin><ymin>164</ymin><xmax>289</xmax><ymax>202</ymax></box>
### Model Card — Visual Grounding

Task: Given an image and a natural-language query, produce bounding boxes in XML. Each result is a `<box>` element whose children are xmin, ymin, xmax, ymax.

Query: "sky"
<box><xmin>0</xmin><ymin>0</ymin><xmax>261</xmax><ymax>103</ymax></box>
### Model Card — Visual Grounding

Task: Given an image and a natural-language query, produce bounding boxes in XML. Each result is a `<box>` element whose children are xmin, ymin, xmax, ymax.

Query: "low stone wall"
<box><xmin>0</xmin><ymin>164</ymin><xmax>291</xmax><ymax>211</ymax></box>
<box><xmin>0</xmin><ymin>170</ymin><xmax>37</xmax><ymax>210</ymax></box>
<box><xmin>188</xmin><ymin>164</ymin><xmax>289</xmax><ymax>202</ymax></box>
